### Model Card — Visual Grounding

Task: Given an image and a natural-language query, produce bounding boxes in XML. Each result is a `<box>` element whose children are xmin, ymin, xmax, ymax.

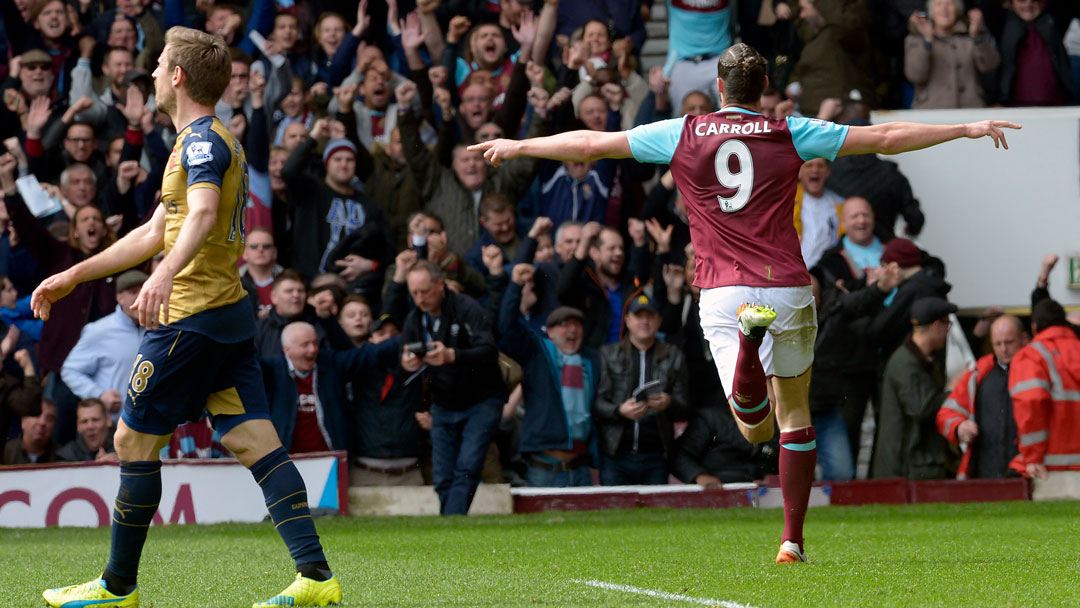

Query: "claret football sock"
<box><xmin>250</xmin><ymin>447</ymin><xmax>327</xmax><ymax>567</ymax></box>
<box><xmin>779</xmin><ymin>426</ymin><xmax>817</xmax><ymax>551</ymax></box>
<box><xmin>730</xmin><ymin>331</ymin><xmax>772</xmax><ymax>427</ymax></box>
<box><xmin>104</xmin><ymin>460</ymin><xmax>162</xmax><ymax>595</ymax></box>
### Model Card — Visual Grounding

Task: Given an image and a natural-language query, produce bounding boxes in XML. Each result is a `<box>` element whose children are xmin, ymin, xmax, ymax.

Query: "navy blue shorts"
<box><xmin>121</xmin><ymin>326</ymin><xmax>270</xmax><ymax>437</ymax></box>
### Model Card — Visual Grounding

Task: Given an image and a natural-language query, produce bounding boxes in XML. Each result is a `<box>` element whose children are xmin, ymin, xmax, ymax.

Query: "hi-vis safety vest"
<box><xmin>936</xmin><ymin>354</ymin><xmax>999</xmax><ymax>479</ymax></box>
<box><xmin>1008</xmin><ymin>326</ymin><xmax>1080</xmax><ymax>473</ymax></box>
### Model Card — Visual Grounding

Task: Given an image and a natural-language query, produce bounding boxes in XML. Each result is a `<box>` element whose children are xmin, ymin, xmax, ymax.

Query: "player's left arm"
<box><xmin>132</xmin><ymin>187</ymin><xmax>219</xmax><ymax>329</ymax></box>
<box><xmin>838</xmin><ymin>120</ymin><xmax>1021</xmax><ymax>156</ymax></box>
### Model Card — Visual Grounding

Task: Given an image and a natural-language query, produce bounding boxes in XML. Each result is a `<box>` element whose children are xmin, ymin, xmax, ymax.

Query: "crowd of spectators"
<box><xmin>1</xmin><ymin>0</ymin><xmax>1079</xmax><ymax>513</ymax></box>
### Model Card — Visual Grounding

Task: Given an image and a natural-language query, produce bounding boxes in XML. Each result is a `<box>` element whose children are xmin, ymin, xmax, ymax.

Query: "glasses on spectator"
<box><xmin>247</xmin><ymin>243</ymin><xmax>274</xmax><ymax>250</ymax></box>
<box><xmin>66</xmin><ymin>137</ymin><xmax>95</xmax><ymax>145</ymax></box>
<box><xmin>23</xmin><ymin>63</ymin><xmax>51</xmax><ymax>72</ymax></box>
<box><xmin>461</xmin><ymin>95</ymin><xmax>488</xmax><ymax>104</ymax></box>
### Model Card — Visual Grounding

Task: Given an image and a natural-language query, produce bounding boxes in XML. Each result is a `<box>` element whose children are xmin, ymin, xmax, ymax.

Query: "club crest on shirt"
<box><xmin>186</xmin><ymin>141</ymin><xmax>214</xmax><ymax>166</ymax></box>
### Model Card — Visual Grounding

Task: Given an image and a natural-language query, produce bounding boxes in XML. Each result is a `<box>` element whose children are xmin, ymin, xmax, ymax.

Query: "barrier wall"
<box><xmin>0</xmin><ymin>451</ymin><xmax>347</xmax><ymax>528</ymax></box>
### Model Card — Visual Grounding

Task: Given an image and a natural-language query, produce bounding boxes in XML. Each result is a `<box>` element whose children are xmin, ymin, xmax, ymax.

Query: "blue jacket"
<box><xmin>499</xmin><ymin>282</ymin><xmax>600</xmax><ymax>454</ymax></box>
<box><xmin>261</xmin><ymin>340</ymin><xmax>400</xmax><ymax>454</ymax></box>
<box><xmin>539</xmin><ymin>158</ymin><xmax>617</xmax><ymax>230</ymax></box>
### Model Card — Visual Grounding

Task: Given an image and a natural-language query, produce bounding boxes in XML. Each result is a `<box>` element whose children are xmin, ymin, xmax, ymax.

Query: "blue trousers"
<box><xmin>430</xmin><ymin>397</ymin><xmax>502</xmax><ymax>515</ymax></box>
<box><xmin>599</xmin><ymin>452</ymin><xmax>669</xmax><ymax>486</ymax></box>
<box><xmin>811</xmin><ymin>409</ymin><xmax>854</xmax><ymax>481</ymax></box>
<box><xmin>526</xmin><ymin>461</ymin><xmax>593</xmax><ymax>488</ymax></box>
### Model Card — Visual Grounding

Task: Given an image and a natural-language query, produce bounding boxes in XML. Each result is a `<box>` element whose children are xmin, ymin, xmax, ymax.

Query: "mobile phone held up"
<box><xmin>404</xmin><ymin>342</ymin><xmax>436</xmax><ymax>356</ymax></box>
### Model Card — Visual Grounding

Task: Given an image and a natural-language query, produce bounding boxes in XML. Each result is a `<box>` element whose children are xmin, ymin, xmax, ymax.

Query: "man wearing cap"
<box><xmin>871</xmin><ymin>296</ymin><xmax>955</xmax><ymax>480</ymax></box>
<box><xmin>595</xmin><ymin>291</ymin><xmax>689</xmax><ymax>485</ymax></box>
<box><xmin>60</xmin><ymin>269</ymin><xmax>147</xmax><ymax>424</ymax></box>
<box><xmin>499</xmin><ymin>263</ymin><xmax>601</xmax><ymax>487</ymax></box>
<box><xmin>281</xmin><ymin>117</ymin><xmax>392</xmax><ymax>281</ymax></box>
<box><xmin>867</xmin><ymin>237</ymin><xmax>951</xmax><ymax>362</ymax></box>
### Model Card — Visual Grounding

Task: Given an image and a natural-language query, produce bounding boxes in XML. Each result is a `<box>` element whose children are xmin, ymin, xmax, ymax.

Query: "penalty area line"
<box><xmin>572</xmin><ymin>579</ymin><xmax>760</xmax><ymax>608</ymax></box>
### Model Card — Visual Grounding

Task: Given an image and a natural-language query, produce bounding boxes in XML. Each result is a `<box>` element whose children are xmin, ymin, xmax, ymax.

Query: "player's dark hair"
<box><xmin>1032</xmin><ymin>299</ymin><xmax>1068</xmax><ymax>333</ymax></box>
<box><xmin>716</xmin><ymin>43</ymin><xmax>768</xmax><ymax>105</ymax></box>
<box><xmin>272</xmin><ymin>268</ymin><xmax>306</xmax><ymax>291</ymax></box>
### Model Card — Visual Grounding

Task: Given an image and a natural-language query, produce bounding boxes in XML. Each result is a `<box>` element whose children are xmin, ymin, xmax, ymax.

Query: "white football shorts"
<box><xmin>698</xmin><ymin>285</ymin><xmax>817</xmax><ymax>396</ymax></box>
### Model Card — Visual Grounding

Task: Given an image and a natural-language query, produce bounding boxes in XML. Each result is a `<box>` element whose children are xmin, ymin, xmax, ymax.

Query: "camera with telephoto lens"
<box><xmin>404</xmin><ymin>342</ymin><xmax>434</xmax><ymax>356</ymax></box>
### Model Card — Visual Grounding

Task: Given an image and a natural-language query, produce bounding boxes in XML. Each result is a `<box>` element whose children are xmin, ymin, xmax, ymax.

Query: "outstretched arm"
<box><xmin>469</xmin><ymin>130</ymin><xmax>633</xmax><ymax>166</ymax></box>
<box><xmin>839</xmin><ymin>120</ymin><xmax>1020</xmax><ymax>156</ymax></box>
<box><xmin>31</xmin><ymin>204</ymin><xmax>167</xmax><ymax>321</ymax></box>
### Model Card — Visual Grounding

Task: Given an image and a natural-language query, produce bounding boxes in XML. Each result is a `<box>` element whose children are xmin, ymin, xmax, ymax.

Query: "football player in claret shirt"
<box><xmin>33</xmin><ymin>27</ymin><xmax>341</xmax><ymax>608</ymax></box>
<box><xmin>472</xmin><ymin>43</ymin><xmax>1019</xmax><ymax>564</ymax></box>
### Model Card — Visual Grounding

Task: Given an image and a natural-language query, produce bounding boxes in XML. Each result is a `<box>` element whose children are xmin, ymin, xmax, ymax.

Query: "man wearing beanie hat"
<box><xmin>868</xmin><ymin>238</ymin><xmax>952</xmax><ymax>361</ymax></box>
<box><xmin>499</xmin><ymin>263</ymin><xmax>601</xmax><ymax>487</ymax></box>
<box><xmin>61</xmin><ymin>270</ymin><xmax>148</xmax><ymax>422</ymax></box>
<box><xmin>871</xmin><ymin>296</ymin><xmax>956</xmax><ymax>480</ymax></box>
<box><xmin>281</xmin><ymin>118</ymin><xmax>393</xmax><ymax>281</ymax></box>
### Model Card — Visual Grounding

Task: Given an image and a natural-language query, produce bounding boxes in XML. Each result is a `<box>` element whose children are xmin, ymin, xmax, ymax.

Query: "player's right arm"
<box><xmin>31</xmin><ymin>204</ymin><xmax>166</xmax><ymax>321</ymax></box>
<box><xmin>838</xmin><ymin>120</ymin><xmax>1020</xmax><ymax>156</ymax></box>
<box><xmin>469</xmin><ymin>130</ymin><xmax>633</xmax><ymax>166</ymax></box>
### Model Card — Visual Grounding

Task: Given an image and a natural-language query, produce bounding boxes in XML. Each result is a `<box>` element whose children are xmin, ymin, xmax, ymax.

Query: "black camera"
<box><xmin>404</xmin><ymin>342</ymin><xmax>434</xmax><ymax>355</ymax></box>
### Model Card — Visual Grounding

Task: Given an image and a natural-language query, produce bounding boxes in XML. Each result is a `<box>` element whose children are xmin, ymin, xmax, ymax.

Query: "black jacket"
<box><xmin>809</xmin><ymin>275</ymin><xmax>890</xmax><ymax>410</ymax></box>
<box><xmin>868</xmin><ymin>268</ymin><xmax>951</xmax><ymax>361</ymax></box>
<box><xmin>254</xmin><ymin>305</ymin><xmax>353</xmax><ymax>359</ymax></box>
<box><xmin>400</xmin><ymin>289</ymin><xmax>505</xmax><ymax>410</ymax></box>
<box><xmin>826</xmin><ymin>154</ymin><xmax>924</xmax><ymax>241</ymax></box>
<box><xmin>595</xmin><ymin>339</ymin><xmax>690</xmax><ymax>457</ymax></box>
<box><xmin>999</xmin><ymin>11</ymin><xmax>1074</xmax><ymax>104</ymax></box>
<box><xmin>670</xmin><ymin>404</ymin><xmax>779</xmax><ymax>484</ymax></box>
<box><xmin>556</xmin><ymin>245</ymin><xmax>651</xmax><ymax>351</ymax></box>
<box><xmin>348</xmin><ymin>336</ymin><xmax>425</xmax><ymax>459</ymax></box>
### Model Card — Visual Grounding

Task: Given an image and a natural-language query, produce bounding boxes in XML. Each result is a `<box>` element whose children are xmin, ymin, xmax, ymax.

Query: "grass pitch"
<box><xmin>5</xmin><ymin>501</ymin><xmax>1077</xmax><ymax>607</ymax></box>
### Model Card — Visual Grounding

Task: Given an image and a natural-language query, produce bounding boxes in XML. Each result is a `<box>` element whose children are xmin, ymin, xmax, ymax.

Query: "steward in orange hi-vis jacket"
<box><xmin>1008</xmin><ymin>303</ymin><xmax>1080</xmax><ymax>478</ymax></box>
<box><xmin>937</xmin><ymin>354</ymin><xmax>997</xmax><ymax>479</ymax></box>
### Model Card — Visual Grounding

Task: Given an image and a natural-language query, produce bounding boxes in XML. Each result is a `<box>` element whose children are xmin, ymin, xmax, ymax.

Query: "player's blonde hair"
<box><xmin>164</xmin><ymin>26</ymin><xmax>231</xmax><ymax>106</ymax></box>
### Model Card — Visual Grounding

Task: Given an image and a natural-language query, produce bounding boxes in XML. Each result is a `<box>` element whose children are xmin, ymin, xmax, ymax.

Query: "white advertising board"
<box><xmin>0</xmin><ymin>452</ymin><xmax>347</xmax><ymax>528</ymax></box>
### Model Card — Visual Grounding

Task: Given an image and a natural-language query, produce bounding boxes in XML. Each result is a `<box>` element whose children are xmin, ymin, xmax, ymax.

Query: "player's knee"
<box><xmin>113</xmin><ymin>424</ymin><xmax>159</xmax><ymax>461</ymax></box>
<box><xmin>740</xmin><ymin>423</ymin><xmax>775</xmax><ymax>445</ymax></box>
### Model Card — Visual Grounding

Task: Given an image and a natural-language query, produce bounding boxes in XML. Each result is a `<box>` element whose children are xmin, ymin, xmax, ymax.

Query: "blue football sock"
<box><xmin>250</xmin><ymin>447</ymin><xmax>327</xmax><ymax>567</ymax></box>
<box><xmin>104</xmin><ymin>460</ymin><xmax>162</xmax><ymax>592</ymax></box>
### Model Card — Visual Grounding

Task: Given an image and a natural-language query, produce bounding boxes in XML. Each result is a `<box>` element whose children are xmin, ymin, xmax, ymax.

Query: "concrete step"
<box><xmin>650</xmin><ymin>2</ymin><xmax>667</xmax><ymax>21</ymax></box>
<box><xmin>646</xmin><ymin>20</ymin><xmax>667</xmax><ymax>38</ymax></box>
<box><xmin>642</xmin><ymin>38</ymin><xmax>669</xmax><ymax>57</ymax></box>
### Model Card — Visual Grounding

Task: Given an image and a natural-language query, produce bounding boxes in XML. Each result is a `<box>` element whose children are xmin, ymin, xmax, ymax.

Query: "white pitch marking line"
<box><xmin>573</xmin><ymin>579</ymin><xmax>760</xmax><ymax>608</ymax></box>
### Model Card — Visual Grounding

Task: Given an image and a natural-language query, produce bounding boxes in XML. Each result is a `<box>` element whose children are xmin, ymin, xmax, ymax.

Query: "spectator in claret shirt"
<box><xmin>264</xmin><ymin>321</ymin><xmax>399</xmax><ymax>457</ymax></box>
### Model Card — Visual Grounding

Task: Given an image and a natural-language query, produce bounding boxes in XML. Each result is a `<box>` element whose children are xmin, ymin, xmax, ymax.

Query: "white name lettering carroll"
<box><xmin>695</xmin><ymin>121</ymin><xmax>772</xmax><ymax>137</ymax></box>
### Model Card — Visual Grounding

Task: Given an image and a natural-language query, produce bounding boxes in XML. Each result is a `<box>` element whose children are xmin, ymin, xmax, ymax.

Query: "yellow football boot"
<box><xmin>42</xmin><ymin>578</ymin><xmax>139</xmax><ymax>607</ymax></box>
<box><xmin>252</xmin><ymin>573</ymin><xmax>342</xmax><ymax>607</ymax></box>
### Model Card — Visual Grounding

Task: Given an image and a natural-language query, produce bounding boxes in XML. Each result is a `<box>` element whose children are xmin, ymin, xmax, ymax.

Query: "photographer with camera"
<box><xmin>399</xmin><ymin>261</ymin><xmax>505</xmax><ymax>515</ymax></box>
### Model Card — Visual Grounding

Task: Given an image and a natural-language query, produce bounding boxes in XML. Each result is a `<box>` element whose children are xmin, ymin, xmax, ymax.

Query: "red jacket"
<box><xmin>936</xmin><ymin>354</ymin><xmax>997</xmax><ymax>479</ymax></box>
<box><xmin>1007</xmin><ymin>326</ymin><xmax>1080</xmax><ymax>475</ymax></box>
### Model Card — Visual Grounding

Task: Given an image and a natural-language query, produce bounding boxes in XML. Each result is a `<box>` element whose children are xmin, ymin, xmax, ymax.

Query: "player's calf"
<box><xmin>730</xmin><ymin>303</ymin><xmax>777</xmax><ymax>431</ymax></box>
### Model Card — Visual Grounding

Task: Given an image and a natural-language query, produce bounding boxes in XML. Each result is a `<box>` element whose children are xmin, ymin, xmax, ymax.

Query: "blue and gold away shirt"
<box><xmin>161</xmin><ymin>116</ymin><xmax>251</xmax><ymax>339</ymax></box>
